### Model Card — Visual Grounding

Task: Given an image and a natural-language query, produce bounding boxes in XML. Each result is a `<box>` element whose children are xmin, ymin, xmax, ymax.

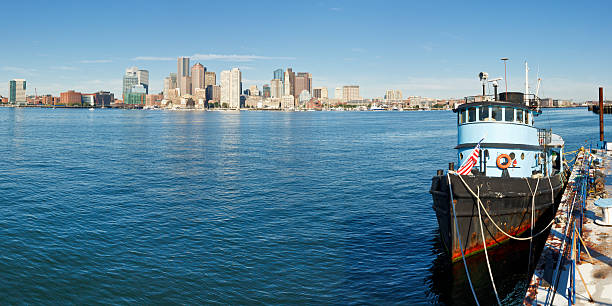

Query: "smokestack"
<box><xmin>600</xmin><ymin>87</ymin><xmax>604</xmax><ymax>142</ymax></box>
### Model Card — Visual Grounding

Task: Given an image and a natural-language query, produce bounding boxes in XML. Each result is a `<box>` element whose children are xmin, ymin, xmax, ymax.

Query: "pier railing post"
<box><xmin>600</xmin><ymin>87</ymin><xmax>604</xmax><ymax>143</ymax></box>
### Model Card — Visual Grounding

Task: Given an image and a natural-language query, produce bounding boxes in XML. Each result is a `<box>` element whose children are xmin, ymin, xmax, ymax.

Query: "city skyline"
<box><xmin>1</xmin><ymin>1</ymin><xmax>611</xmax><ymax>101</ymax></box>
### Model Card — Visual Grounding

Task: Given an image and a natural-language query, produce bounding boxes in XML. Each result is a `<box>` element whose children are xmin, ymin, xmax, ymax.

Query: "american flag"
<box><xmin>456</xmin><ymin>139</ymin><xmax>483</xmax><ymax>175</ymax></box>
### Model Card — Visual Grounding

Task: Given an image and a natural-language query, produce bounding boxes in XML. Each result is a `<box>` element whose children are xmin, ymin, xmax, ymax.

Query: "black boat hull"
<box><xmin>430</xmin><ymin>173</ymin><xmax>565</xmax><ymax>262</ymax></box>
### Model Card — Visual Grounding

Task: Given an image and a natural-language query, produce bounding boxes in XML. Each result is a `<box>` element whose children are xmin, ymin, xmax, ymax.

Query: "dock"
<box><xmin>524</xmin><ymin>148</ymin><xmax>612</xmax><ymax>305</ymax></box>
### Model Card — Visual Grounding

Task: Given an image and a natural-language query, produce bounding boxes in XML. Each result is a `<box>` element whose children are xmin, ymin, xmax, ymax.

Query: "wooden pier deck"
<box><xmin>524</xmin><ymin>149</ymin><xmax>612</xmax><ymax>305</ymax></box>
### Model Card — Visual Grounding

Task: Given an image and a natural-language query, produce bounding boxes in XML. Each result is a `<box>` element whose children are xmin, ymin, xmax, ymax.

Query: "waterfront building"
<box><xmin>9</xmin><ymin>79</ymin><xmax>26</xmax><ymax>105</ymax></box>
<box><xmin>273</xmin><ymin>68</ymin><xmax>284</xmax><ymax>82</ymax></box>
<box><xmin>146</xmin><ymin>94</ymin><xmax>163</xmax><ymax>107</ymax></box>
<box><xmin>60</xmin><ymin>90</ymin><xmax>82</xmax><ymax>106</ymax></box>
<box><xmin>342</xmin><ymin>85</ymin><xmax>360</xmax><ymax>102</ymax></box>
<box><xmin>81</xmin><ymin>94</ymin><xmax>96</xmax><ymax>106</ymax></box>
<box><xmin>220</xmin><ymin>68</ymin><xmax>241</xmax><ymax>108</ymax></box>
<box><xmin>262</xmin><ymin>84</ymin><xmax>271</xmax><ymax>98</ymax></box>
<box><xmin>384</xmin><ymin>89</ymin><xmax>403</xmax><ymax>102</ymax></box>
<box><xmin>191</xmin><ymin>63</ymin><xmax>206</xmax><ymax>94</ymax></box>
<box><xmin>313</xmin><ymin>87</ymin><xmax>328</xmax><ymax>99</ymax></box>
<box><xmin>334</xmin><ymin>87</ymin><xmax>342</xmax><ymax>99</ymax></box>
<box><xmin>94</xmin><ymin>91</ymin><xmax>114</xmax><ymax>107</ymax></box>
<box><xmin>205</xmin><ymin>71</ymin><xmax>216</xmax><ymax>88</ymax></box>
<box><xmin>177</xmin><ymin>57</ymin><xmax>190</xmax><ymax>94</ymax></box>
<box><xmin>125</xmin><ymin>85</ymin><xmax>147</xmax><ymax>105</ymax></box>
<box><xmin>270</xmin><ymin>79</ymin><xmax>282</xmax><ymax>98</ymax></box>
<box><xmin>281</xmin><ymin>95</ymin><xmax>294</xmax><ymax>109</ymax></box>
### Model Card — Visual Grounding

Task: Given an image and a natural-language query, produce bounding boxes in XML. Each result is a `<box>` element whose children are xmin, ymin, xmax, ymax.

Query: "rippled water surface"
<box><xmin>0</xmin><ymin>107</ymin><xmax>606</xmax><ymax>304</ymax></box>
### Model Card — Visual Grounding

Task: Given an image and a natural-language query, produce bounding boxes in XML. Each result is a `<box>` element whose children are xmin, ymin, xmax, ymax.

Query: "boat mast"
<box><xmin>524</xmin><ymin>61</ymin><xmax>529</xmax><ymax>105</ymax></box>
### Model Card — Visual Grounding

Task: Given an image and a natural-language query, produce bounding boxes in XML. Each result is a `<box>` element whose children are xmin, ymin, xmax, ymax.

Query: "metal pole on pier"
<box><xmin>600</xmin><ymin>87</ymin><xmax>604</xmax><ymax>142</ymax></box>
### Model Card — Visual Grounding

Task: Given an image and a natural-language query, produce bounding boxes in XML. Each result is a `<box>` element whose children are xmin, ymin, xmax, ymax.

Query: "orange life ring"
<box><xmin>496</xmin><ymin>154</ymin><xmax>511</xmax><ymax>169</ymax></box>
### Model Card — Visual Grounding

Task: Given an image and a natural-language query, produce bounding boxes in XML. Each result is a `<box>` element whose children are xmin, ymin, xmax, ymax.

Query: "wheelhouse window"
<box><xmin>459</xmin><ymin>110</ymin><xmax>466</xmax><ymax>124</ymax></box>
<box><xmin>516</xmin><ymin>109</ymin><xmax>524</xmax><ymax>123</ymax></box>
<box><xmin>525</xmin><ymin>111</ymin><xmax>530</xmax><ymax>125</ymax></box>
<box><xmin>492</xmin><ymin>107</ymin><xmax>502</xmax><ymax>121</ymax></box>
<box><xmin>479</xmin><ymin>106</ymin><xmax>490</xmax><ymax>121</ymax></box>
<box><xmin>505</xmin><ymin>107</ymin><xmax>514</xmax><ymax>122</ymax></box>
<box><xmin>468</xmin><ymin>107</ymin><xmax>476</xmax><ymax>122</ymax></box>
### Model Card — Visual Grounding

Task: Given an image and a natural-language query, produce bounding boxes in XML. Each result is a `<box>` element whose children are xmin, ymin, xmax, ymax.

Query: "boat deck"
<box><xmin>525</xmin><ymin>149</ymin><xmax>612</xmax><ymax>305</ymax></box>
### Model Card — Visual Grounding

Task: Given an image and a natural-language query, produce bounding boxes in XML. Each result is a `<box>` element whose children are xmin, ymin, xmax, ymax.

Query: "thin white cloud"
<box><xmin>330</xmin><ymin>7</ymin><xmax>342</xmax><ymax>11</ymax></box>
<box><xmin>351</xmin><ymin>47</ymin><xmax>366</xmax><ymax>53</ymax></box>
<box><xmin>79</xmin><ymin>59</ymin><xmax>112</xmax><ymax>64</ymax></box>
<box><xmin>2</xmin><ymin>66</ymin><xmax>38</xmax><ymax>75</ymax></box>
<box><xmin>131</xmin><ymin>56</ymin><xmax>174</xmax><ymax>61</ymax></box>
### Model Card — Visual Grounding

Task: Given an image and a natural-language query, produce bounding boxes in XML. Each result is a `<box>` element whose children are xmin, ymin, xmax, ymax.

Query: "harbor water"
<box><xmin>0</xmin><ymin>107</ymin><xmax>608</xmax><ymax>304</ymax></box>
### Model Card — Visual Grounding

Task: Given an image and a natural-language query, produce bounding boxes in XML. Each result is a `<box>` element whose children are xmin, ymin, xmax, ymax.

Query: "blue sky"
<box><xmin>1</xmin><ymin>0</ymin><xmax>611</xmax><ymax>101</ymax></box>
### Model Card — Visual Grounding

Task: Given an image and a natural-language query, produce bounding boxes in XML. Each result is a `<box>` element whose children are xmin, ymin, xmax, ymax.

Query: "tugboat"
<box><xmin>430</xmin><ymin>71</ymin><xmax>566</xmax><ymax>262</ymax></box>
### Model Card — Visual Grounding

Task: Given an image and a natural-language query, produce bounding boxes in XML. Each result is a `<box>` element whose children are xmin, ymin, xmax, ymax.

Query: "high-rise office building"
<box><xmin>205</xmin><ymin>71</ymin><xmax>216</xmax><ymax>88</ymax></box>
<box><xmin>270</xmin><ymin>79</ymin><xmax>282</xmax><ymax>98</ymax></box>
<box><xmin>297</xmin><ymin>72</ymin><xmax>312</xmax><ymax>94</ymax></box>
<box><xmin>313</xmin><ymin>87</ymin><xmax>328</xmax><ymax>99</ymax></box>
<box><xmin>9</xmin><ymin>79</ymin><xmax>26</xmax><ymax>104</ymax></box>
<box><xmin>123</xmin><ymin>68</ymin><xmax>139</xmax><ymax>100</ymax></box>
<box><xmin>334</xmin><ymin>87</ymin><xmax>343</xmax><ymax>99</ymax></box>
<box><xmin>273</xmin><ymin>68</ymin><xmax>284</xmax><ymax>82</ymax></box>
<box><xmin>220</xmin><ymin>68</ymin><xmax>241</xmax><ymax>108</ymax></box>
<box><xmin>342</xmin><ymin>85</ymin><xmax>360</xmax><ymax>102</ymax></box>
<box><xmin>384</xmin><ymin>89</ymin><xmax>403</xmax><ymax>101</ymax></box>
<box><xmin>177</xmin><ymin>57</ymin><xmax>190</xmax><ymax>95</ymax></box>
<box><xmin>163</xmin><ymin>73</ymin><xmax>177</xmax><ymax>99</ymax></box>
<box><xmin>136</xmin><ymin>69</ymin><xmax>149</xmax><ymax>94</ymax></box>
<box><xmin>283</xmin><ymin>68</ymin><xmax>295</xmax><ymax>98</ymax></box>
<box><xmin>294</xmin><ymin>72</ymin><xmax>312</xmax><ymax>98</ymax></box>
<box><xmin>191</xmin><ymin>63</ymin><xmax>206</xmax><ymax>94</ymax></box>
<box><xmin>262</xmin><ymin>84</ymin><xmax>271</xmax><ymax>98</ymax></box>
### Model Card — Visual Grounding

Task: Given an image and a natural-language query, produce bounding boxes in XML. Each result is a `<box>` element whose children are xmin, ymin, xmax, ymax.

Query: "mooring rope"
<box><xmin>454</xmin><ymin>173</ymin><xmax>556</xmax><ymax>241</ymax></box>
<box><xmin>476</xmin><ymin>186</ymin><xmax>502</xmax><ymax>305</ymax></box>
<box><xmin>447</xmin><ymin>173</ymin><xmax>480</xmax><ymax>306</ymax></box>
<box><xmin>525</xmin><ymin>177</ymin><xmax>540</xmax><ymax>271</ymax></box>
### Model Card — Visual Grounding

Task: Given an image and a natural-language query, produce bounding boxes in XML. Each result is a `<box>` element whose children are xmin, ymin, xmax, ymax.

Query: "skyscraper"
<box><xmin>297</xmin><ymin>72</ymin><xmax>312</xmax><ymax>94</ymax></box>
<box><xmin>270</xmin><ymin>79</ymin><xmax>282</xmax><ymax>98</ymax></box>
<box><xmin>177</xmin><ymin>57</ymin><xmax>190</xmax><ymax>95</ymax></box>
<box><xmin>9</xmin><ymin>79</ymin><xmax>26</xmax><ymax>105</ymax></box>
<box><xmin>123</xmin><ymin>68</ymin><xmax>139</xmax><ymax>101</ymax></box>
<box><xmin>273</xmin><ymin>68</ymin><xmax>284</xmax><ymax>82</ymax></box>
<box><xmin>137</xmin><ymin>69</ymin><xmax>149</xmax><ymax>94</ymax></box>
<box><xmin>220</xmin><ymin>68</ymin><xmax>242</xmax><ymax>108</ymax></box>
<box><xmin>191</xmin><ymin>63</ymin><xmax>206</xmax><ymax>94</ymax></box>
<box><xmin>263</xmin><ymin>84</ymin><xmax>271</xmax><ymax>98</ymax></box>
<box><xmin>283</xmin><ymin>68</ymin><xmax>295</xmax><ymax>98</ymax></box>
<box><xmin>163</xmin><ymin>73</ymin><xmax>177</xmax><ymax>99</ymax></box>
<box><xmin>313</xmin><ymin>87</ymin><xmax>328</xmax><ymax>99</ymax></box>
<box><xmin>342</xmin><ymin>85</ymin><xmax>360</xmax><ymax>102</ymax></box>
<box><xmin>205</xmin><ymin>71</ymin><xmax>216</xmax><ymax>88</ymax></box>
<box><xmin>294</xmin><ymin>72</ymin><xmax>312</xmax><ymax>99</ymax></box>
<box><xmin>334</xmin><ymin>87</ymin><xmax>343</xmax><ymax>99</ymax></box>
<box><xmin>123</xmin><ymin>67</ymin><xmax>149</xmax><ymax>100</ymax></box>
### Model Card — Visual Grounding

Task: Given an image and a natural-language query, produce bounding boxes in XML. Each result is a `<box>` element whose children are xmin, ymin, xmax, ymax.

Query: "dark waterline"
<box><xmin>0</xmin><ymin>107</ymin><xmax>605</xmax><ymax>304</ymax></box>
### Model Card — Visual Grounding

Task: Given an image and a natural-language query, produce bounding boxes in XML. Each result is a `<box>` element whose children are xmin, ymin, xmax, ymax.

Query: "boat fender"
<box><xmin>496</xmin><ymin>154</ymin><xmax>511</xmax><ymax>169</ymax></box>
